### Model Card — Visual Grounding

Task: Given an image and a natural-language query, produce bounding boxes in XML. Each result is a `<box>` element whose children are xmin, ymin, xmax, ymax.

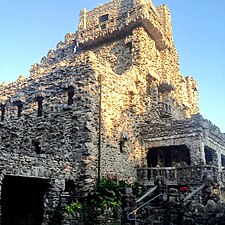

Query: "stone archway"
<box><xmin>1</xmin><ymin>176</ymin><xmax>49</xmax><ymax>225</ymax></box>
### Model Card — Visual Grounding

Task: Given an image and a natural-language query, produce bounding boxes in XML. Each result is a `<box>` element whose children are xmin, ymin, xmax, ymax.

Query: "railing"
<box><xmin>127</xmin><ymin>194</ymin><xmax>164</xmax><ymax>225</ymax></box>
<box><xmin>158</xmin><ymin>101</ymin><xmax>172</xmax><ymax>118</ymax></box>
<box><xmin>137</xmin><ymin>166</ymin><xmax>177</xmax><ymax>185</ymax></box>
<box><xmin>138</xmin><ymin>165</ymin><xmax>223</xmax><ymax>186</ymax></box>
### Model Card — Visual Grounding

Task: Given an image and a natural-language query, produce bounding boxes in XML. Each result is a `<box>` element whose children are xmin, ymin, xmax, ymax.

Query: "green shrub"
<box><xmin>65</xmin><ymin>176</ymin><xmax>144</xmax><ymax>222</ymax></box>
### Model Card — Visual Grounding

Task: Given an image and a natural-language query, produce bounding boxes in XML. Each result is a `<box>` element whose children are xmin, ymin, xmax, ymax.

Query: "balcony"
<box><xmin>137</xmin><ymin>165</ymin><xmax>224</xmax><ymax>186</ymax></box>
<box><xmin>158</xmin><ymin>101</ymin><xmax>172</xmax><ymax>118</ymax></box>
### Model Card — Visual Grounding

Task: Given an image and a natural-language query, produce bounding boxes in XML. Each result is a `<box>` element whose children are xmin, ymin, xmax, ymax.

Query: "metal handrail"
<box><xmin>183</xmin><ymin>183</ymin><xmax>205</xmax><ymax>202</ymax></box>
<box><xmin>127</xmin><ymin>194</ymin><xmax>164</xmax><ymax>225</ymax></box>
<box><xmin>136</xmin><ymin>185</ymin><xmax>158</xmax><ymax>203</ymax></box>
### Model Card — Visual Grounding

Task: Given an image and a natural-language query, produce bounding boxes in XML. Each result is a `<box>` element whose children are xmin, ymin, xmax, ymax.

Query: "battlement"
<box><xmin>77</xmin><ymin>0</ymin><xmax>173</xmax><ymax>50</ymax></box>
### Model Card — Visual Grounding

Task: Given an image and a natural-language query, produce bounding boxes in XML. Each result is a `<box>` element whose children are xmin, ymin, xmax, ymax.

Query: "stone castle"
<box><xmin>0</xmin><ymin>0</ymin><xmax>225</xmax><ymax>224</ymax></box>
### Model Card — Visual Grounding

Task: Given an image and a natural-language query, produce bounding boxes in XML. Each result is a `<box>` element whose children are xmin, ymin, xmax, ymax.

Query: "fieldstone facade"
<box><xmin>0</xmin><ymin>0</ymin><xmax>224</xmax><ymax>224</ymax></box>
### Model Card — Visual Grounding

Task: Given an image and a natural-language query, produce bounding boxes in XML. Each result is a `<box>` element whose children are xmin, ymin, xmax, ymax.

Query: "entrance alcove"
<box><xmin>147</xmin><ymin>145</ymin><xmax>191</xmax><ymax>167</ymax></box>
<box><xmin>1</xmin><ymin>176</ymin><xmax>49</xmax><ymax>225</ymax></box>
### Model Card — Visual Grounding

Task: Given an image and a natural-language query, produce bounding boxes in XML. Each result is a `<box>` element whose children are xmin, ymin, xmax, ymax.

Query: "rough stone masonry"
<box><xmin>0</xmin><ymin>0</ymin><xmax>225</xmax><ymax>224</ymax></box>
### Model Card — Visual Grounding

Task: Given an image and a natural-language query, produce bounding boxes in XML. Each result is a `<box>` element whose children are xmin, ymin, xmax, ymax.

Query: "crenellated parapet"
<box><xmin>29</xmin><ymin>32</ymin><xmax>77</xmax><ymax>78</ymax></box>
<box><xmin>77</xmin><ymin>0</ymin><xmax>173</xmax><ymax>51</ymax></box>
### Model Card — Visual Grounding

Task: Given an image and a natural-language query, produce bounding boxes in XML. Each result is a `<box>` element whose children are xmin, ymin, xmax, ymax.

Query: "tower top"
<box><xmin>77</xmin><ymin>0</ymin><xmax>173</xmax><ymax>50</ymax></box>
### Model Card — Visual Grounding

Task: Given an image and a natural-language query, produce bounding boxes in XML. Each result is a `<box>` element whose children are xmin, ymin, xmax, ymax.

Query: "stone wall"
<box><xmin>1</xmin><ymin>0</ymin><xmax>222</xmax><ymax>223</ymax></box>
<box><xmin>0</xmin><ymin>0</ymin><xmax>201</xmax><ymax>187</ymax></box>
<box><xmin>0</xmin><ymin>51</ymin><xmax>101</xmax><ymax>223</ymax></box>
<box><xmin>141</xmin><ymin>114</ymin><xmax>225</xmax><ymax>167</ymax></box>
<box><xmin>77</xmin><ymin>0</ymin><xmax>172</xmax><ymax>50</ymax></box>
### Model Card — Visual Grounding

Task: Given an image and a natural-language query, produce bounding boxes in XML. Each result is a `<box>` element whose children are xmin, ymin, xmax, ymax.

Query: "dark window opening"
<box><xmin>119</xmin><ymin>140</ymin><xmax>125</xmax><ymax>153</ymax></box>
<box><xmin>99</xmin><ymin>14</ymin><xmax>109</xmax><ymax>23</ymax></box>
<box><xmin>65</xmin><ymin>180</ymin><xmax>75</xmax><ymax>192</ymax></box>
<box><xmin>147</xmin><ymin>145</ymin><xmax>191</xmax><ymax>167</ymax></box>
<box><xmin>204</xmin><ymin>147</ymin><xmax>213</xmax><ymax>165</ymax></box>
<box><xmin>100</xmin><ymin>24</ymin><xmax>106</xmax><ymax>30</ymax></box>
<box><xmin>126</xmin><ymin>42</ymin><xmax>132</xmax><ymax>52</ymax></box>
<box><xmin>16</xmin><ymin>101</ymin><xmax>23</xmax><ymax>117</ymax></box>
<box><xmin>222</xmin><ymin>155</ymin><xmax>225</xmax><ymax>167</ymax></box>
<box><xmin>68</xmin><ymin>86</ymin><xmax>75</xmax><ymax>106</ymax></box>
<box><xmin>33</xmin><ymin>140</ymin><xmax>41</xmax><ymax>154</ymax></box>
<box><xmin>1</xmin><ymin>103</ymin><xmax>6</xmax><ymax>121</ymax></box>
<box><xmin>64</xmin><ymin>180</ymin><xmax>75</xmax><ymax>202</ymax></box>
<box><xmin>36</xmin><ymin>96</ymin><xmax>43</xmax><ymax>117</ymax></box>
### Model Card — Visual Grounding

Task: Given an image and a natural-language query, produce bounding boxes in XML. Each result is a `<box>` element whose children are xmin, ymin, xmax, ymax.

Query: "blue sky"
<box><xmin>0</xmin><ymin>0</ymin><xmax>225</xmax><ymax>132</ymax></box>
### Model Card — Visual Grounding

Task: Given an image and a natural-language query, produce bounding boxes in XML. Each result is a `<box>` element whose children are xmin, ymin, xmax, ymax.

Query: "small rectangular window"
<box><xmin>99</xmin><ymin>14</ymin><xmax>109</xmax><ymax>23</ymax></box>
<box><xmin>100</xmin><ymin>24</ymin><xmax>106</xmax><ymax>30</ymax></box>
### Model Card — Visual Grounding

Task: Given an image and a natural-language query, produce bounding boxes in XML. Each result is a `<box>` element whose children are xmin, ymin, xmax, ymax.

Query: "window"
<box><xmin>1</xmin><ymin>103</ymin><xmax>6</xmax><ymax>121</ymax></box>
<box><xmin>68</xmin><ymin>86</ymin><xmax>75</xmax><ymax>106</ymax></box>
<box><xmin>126</xmin><ymin>42</ymin><xmax>132</xmax><ymax>52</ymax></box>
<box><xmin>221</xmin><ymin>155</ymin><xmax>225</xmax><ymax>167</ymax></box>
<box><xmin>33</xmin><ymin>140</ymin><xmax>41</xmax><ymax>154</ymax></box>
<box><xmin>17</xmin><ymin>101</ymin><xmax>23</xmax><ymax>117</ymax></box>
<box><xmin>99</xmin><ymin>14</ymin><xmax>109</xmax><ymax>23</ymax></box>
<box><xmin>100</xmin><ymin>24</ymin><xmax>106</xmax><ymax>30</ymax></box>
<box><xmin>36</xmin><ymin>96</ymin><xmax>43</xmax><ymax>117</ymax></box>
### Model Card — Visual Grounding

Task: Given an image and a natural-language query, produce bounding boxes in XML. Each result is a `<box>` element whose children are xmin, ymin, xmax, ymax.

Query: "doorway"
<box><xmin>1</xmin><ymin>176</ymin><xmax>49</xmax><ymax>225</ymax></box>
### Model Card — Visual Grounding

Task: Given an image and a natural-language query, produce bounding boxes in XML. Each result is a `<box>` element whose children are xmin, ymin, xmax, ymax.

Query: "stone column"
<box><xmin>78</xmin><ymin>8</ymin><xmax>87</xmax><ymax>31</ymax></box>
<box><xmin>186</xmin><ymin>139</ymin><xmax>205</xmax><ymax>165</ymax></box>
<box><xmin>212</xmin><ymin>150</ymin><xmax>219</xmax><ymax>167</ymax></box>
<box><xmin>217</xmin><ymin>151</ymin><xmax>222</xmax><ymax>171</ymax></box>
<box><xmin>42</xmin><ymin>178</ymin><xmax>65</xmax><ymax>225</ymax></box>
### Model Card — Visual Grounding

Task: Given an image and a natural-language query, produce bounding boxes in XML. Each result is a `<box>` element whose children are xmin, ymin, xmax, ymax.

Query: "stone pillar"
<box><xmin>217</xmin><ymin>151</ymin><xmax>222</xmax><ymax>171</ymax></box>
<box><xmin>42</xmin><ymin>178</ymin><xmax>65</xmax><ymax>225</ymax></box>
<box><xmin>187</xmin><ymin>140</ymin><xmax>205</xmax><ymax>165</ymax></box>
<box><xmin>212</xmin><ymin>150</ymin><xmax>219</xmax><ymax>167</ymax></box>
<box><xmin>78</xmin><ymin>8</ymin><xmax>87</xmax><ymax>31</ymax></box>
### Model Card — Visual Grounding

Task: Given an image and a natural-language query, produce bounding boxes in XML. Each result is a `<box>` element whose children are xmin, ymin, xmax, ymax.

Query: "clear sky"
<box><xmin>0</xmin><ymin>0</ymin><xmax>225</xmax><ymax>132</ymax></box>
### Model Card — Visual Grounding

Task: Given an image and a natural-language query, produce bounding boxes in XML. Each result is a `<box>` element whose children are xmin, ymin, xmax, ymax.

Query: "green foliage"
<box><xmin>65</xmin><ymin>201</ymin><xmax>85</xmax><ymax>220</ymax></box>
<box><xmin>132</xmin><ymin>181</ymin><xmax>145</xmax><ymax>197</ymax></box>
<box><xmin>64</xmin><ymin>176</ymin><xmax>144</xmax><ymax>223</ymax></box>
<box><xmin>88</xmin><ymin>176</ymin><xmax>125</xmax><ymax>210</ymax></box>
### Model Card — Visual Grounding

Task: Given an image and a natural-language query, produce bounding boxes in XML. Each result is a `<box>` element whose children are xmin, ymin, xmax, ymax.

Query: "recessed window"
<box><xmin>68</xmin><ymin>86</ymin><xmax>75</xmax><ymax>106</ymax></box>
<box><xmin>126</xmin><ymin>42</ymin><xmax>132</xmax><ymax>52</ymax></box>
<box><xmin>100</xmin><ymin>24</ymin><xmax>106</xmax><ymax>30</ymax></box>
<box><xmin>99</xmin><ymin>14</ymin><xmax>109</xmax><ymax>23</ymax></box>
<box><xmin>0</xmin><ymin>103</ymin><xmax>6</xmax><ymax>121</ymax></box>
<box><xmin>16</xmin><ymin>101</ymin><xmax>23</xmax><ymax>117</ymax></box>
<box><xmin>33</xmin><ymin>140</ymin><xmax>41</xmax><ymax>154</ymax></box>
<box><xmin>36</xmin><ymin>96</ymin><xmax>43</xmax><ymax>117</ymax></box>
<box><xmin>221</xmin><ymin>155</ymin><xmax>225</xmax><ymax>167</ymax></box>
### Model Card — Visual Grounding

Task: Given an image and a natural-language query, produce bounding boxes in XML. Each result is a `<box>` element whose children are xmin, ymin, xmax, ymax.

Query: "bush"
<box><xmin>65</xmin><ymin>176</ymin><xmax>144</xmax><ymax>222</ymax></box>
